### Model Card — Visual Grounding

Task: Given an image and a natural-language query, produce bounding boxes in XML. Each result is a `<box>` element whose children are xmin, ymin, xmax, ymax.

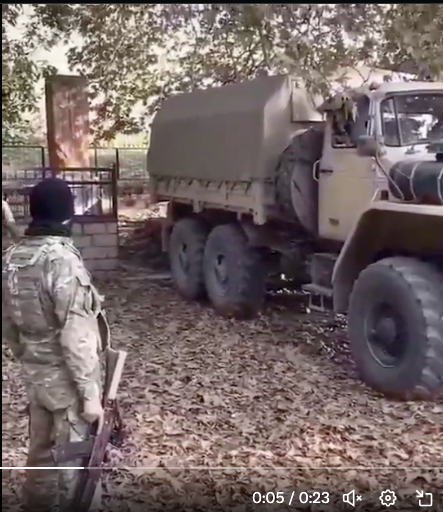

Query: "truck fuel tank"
<box><xmin>388</xmin><ymin>142</ymin><xmax>443</xmax><ymax>204</ymax></box>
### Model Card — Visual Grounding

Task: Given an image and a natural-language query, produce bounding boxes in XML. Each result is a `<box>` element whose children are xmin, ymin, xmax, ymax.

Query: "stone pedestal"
<box><xmin>72</xmin><ymin>221</ymin><xmax>119</xmax><ymax>272</ymax></box>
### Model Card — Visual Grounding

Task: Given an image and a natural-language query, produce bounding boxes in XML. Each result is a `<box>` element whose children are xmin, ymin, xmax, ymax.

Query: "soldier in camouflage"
<box><xmin>2</xmin><ymin>198</ymin><xmax>21</xmax><ymax>242</ymax></box>
<box><xmin>2</xmin><ymin>178</ymin><xmax>104</xmax><ymax>512</ymax></box>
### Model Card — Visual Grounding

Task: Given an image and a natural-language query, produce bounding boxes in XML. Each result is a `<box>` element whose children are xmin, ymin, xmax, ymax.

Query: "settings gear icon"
<box><xmin>379</xmin><ymin>490</ymin><xmax>397</xmax><ymax>507</ymax></box>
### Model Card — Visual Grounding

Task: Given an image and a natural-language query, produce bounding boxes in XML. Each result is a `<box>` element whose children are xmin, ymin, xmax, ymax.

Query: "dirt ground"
<box><xmin>2</xmin><ymin>213</ymin><xmax>442</xmax><ymax>511</ymax></box>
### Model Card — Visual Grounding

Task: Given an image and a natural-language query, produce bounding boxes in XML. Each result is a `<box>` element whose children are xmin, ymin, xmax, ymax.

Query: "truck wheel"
<box><xmin>203</xmin><ymin>224</ymin><xmax>266</xmax><ymax>319</ymax></box>
<box><xmin>169</xmin><ymin>217</ymin><xmax>209</xmax><ymax>300</ymax></box>
<box><xmin>348</xmin><ymin>257</ymin><xmax>443</xmax><ymax>400</ymax></box>
<box><xmin>275</xmin><ymin>127</ymin><xmax>324</xmax><ymax>233</ymax></box>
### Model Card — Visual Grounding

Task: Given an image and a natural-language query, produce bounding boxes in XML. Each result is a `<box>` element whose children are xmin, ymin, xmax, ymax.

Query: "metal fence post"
<box><xmin>115</xmin><ymin>148</ymin><xmax>120</xmax><ymax>179</ymax></box>
<box><xmin>41</xmin><ymin>146</ymin><xmax>46</xmax><ymax>168</ymax></box>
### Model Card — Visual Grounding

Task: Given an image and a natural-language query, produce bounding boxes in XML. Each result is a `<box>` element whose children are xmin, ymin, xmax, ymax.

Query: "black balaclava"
<box><xmin>26</xmin><ymin>178</ymin><xmax>75</xmax><ymax>237</ymax></box>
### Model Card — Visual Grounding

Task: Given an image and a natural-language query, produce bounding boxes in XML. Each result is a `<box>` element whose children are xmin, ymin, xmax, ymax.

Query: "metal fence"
<box><xmin>2</xmin><ymin>145</ymin><xmax>148</xmax><ymax>181</ymax></box>
<box><xmin>3</xmin><ymin>167</ymin><xmax>118</xmax><ymax>222</ymax></box>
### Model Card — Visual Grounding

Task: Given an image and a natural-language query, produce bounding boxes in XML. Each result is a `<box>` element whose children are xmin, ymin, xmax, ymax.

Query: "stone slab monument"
<box><xmin>44</xmin><ymin>75</ymin><xmax>118</xmax><ymax>272</ymax></box>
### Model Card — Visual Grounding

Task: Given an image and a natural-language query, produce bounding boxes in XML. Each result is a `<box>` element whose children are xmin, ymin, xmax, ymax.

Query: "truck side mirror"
<box><xmin>356</xmin><ymin>135</ymin><xmax>378</xmax><ymax>157</ymax></box>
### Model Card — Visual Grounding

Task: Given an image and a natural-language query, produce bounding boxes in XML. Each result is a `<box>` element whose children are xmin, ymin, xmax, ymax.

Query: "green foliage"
<box><xmin>379</xmin><ymin>4</ymin><xmax>443</xmax><ymax>79</ymax></box>
<box><xmin>2</xmin><ymin>4</ymin><xmax>443</xmax><ymax>141</ymax></box>
<box><xmin>2</xmin><ymin>5</ymin><xmax>37</xmax><ymax>142</ymax></box>
<box><xmin>2</xmin><ymin>5</ymin><xmax>58</xmax><ymax>143</ymax></box>
<box><xmin>60</xmin><ymin>4</ymin><xmax>443</xmax><ymax>139</ymax></box>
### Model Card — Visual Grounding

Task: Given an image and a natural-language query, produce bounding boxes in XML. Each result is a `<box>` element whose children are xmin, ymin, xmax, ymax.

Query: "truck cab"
<box><xmin>317</xmin><ymin>82</ymin><xmax>443</xmax><ymax>241</ymax></box>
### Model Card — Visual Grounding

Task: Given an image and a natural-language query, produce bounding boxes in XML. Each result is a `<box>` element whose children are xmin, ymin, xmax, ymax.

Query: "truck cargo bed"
<box><xmin>148</xmin><ymin>74</ymin><xmax>322</xmax><ymax>224</ymax></box>
<box><xmin>151</xmin><ymin>175</ymin><xmax>276</xmax><ymax>224</ymax></box>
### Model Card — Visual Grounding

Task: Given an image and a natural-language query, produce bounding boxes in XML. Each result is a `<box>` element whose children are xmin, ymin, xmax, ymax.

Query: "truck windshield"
<box><xmin>380</xmin><ymin>92</ymin><xmax>443</xmax><ymax>147</ymax></box>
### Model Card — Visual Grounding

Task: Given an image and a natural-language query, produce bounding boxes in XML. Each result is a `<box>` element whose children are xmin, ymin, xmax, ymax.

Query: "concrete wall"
<box><xmin>72</xmin><ymin>221</ymin><xmax>119</xmax><ymax>272</ymax></box>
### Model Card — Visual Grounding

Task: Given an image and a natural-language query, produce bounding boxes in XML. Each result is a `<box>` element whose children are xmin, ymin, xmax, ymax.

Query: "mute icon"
<box><xmin>343</xmin><ymin>490</ymin><xmax>362</xmax><ymax>507</ymax></box>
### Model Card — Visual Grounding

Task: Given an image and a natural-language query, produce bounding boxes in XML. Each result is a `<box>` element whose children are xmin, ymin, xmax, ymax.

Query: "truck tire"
<box><xmin>203</xmin><ymin>224</ymin><xmax>266</xmax><ymax>319</ymax></box>
<box><xmin>169</xmin><ymin>217</ymin><xmax>209</xmax><ymax>300</ymax></box>
<box><xmin>348</xmin><ymin>257</ymin><xmax>443</xmax><ymax>400</ymax></box>
<box><xmin>275</xmin><ymin>127</ymin><xmax>324</xmax><ymax>233</ymax></box>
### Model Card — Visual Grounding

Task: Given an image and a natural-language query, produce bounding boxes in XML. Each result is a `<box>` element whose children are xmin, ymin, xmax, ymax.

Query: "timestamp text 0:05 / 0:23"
<box><xmin>252</xmin><ymin>491</ymin><xmax>330</xmax><ymax>505</ymax></box>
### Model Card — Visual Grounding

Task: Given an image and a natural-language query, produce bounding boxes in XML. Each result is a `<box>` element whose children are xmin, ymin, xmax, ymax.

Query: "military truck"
<box><xmin>147</xmin><ymin>74</ymin><xmax>443</xmax><ymax>400</ymax></box>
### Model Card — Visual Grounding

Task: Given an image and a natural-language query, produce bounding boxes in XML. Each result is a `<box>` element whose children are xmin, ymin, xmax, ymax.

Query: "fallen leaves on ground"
<box><xmin>2</xmin><ymin>263</ymin><xmax>442</xmax><ymax>511</ymax></box>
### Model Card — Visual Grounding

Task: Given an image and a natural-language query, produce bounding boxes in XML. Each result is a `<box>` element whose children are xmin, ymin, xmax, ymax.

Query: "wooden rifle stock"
<box><xmin>51</xmin><ymin>348</ymin><xmax>127</xmax><ymax>512</ymax></box>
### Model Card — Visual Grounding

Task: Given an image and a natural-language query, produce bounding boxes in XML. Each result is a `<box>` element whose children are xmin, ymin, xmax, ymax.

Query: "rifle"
<box><xmin>52</xmin><ymin>345</ymin><xmax>127</xmax><ymax>512</ymax></box>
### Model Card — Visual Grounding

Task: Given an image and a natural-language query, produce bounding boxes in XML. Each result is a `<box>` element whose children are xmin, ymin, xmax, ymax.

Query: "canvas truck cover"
<box><xmin>148</xmin><ymin>75</ymin><xmax>321</xmax><ymax>186</ymax></box>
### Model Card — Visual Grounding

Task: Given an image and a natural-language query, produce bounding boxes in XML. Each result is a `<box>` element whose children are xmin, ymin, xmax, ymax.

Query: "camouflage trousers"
<box><xmin>24</xmin><ymin>401</ymin><xmax>101</xmax><ymax>512</ymax></box>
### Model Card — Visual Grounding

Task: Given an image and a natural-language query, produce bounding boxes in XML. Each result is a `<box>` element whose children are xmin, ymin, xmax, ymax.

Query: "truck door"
<box><xmin>317</xmin><ymin>95</ymin><xmax>376</xmax><ymax>241</ymax></box>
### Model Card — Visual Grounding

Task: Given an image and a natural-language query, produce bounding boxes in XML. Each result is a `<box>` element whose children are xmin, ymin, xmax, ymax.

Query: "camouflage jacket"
<box><xmin>2</xmin><ymin>199</ymin><xmax>20</xmax><ymax>242</ymax></box>
<box><xmin>2</xmin><ymin>236</ymin><xmax>103</xmax><ymax>410</ymax></box>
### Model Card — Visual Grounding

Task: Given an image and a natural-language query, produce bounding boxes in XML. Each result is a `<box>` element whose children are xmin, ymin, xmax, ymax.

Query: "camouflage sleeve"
<box><xmin>2</xmin><ymin>314</ymin><xmax>23</xmax><ymax>359</ymax></box>
<box><xmin>2</xmin><ymin>199</ymin><xmax>20</xmax><ymax>241</ymax></box>
<box><xmin>47</xmin><ymin>249</ymin><xmax>101</xmax><ymax>402</ymax></box>
<box><xmin>2</xmin><ymin>250</ymin><xmax>23</xmax><ymax>358</ymax></box>
<box><xmin>2</xmin><ymin>199</ymin><xmax>15</xmax><ymax>225</ymax></box>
